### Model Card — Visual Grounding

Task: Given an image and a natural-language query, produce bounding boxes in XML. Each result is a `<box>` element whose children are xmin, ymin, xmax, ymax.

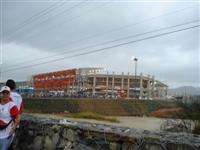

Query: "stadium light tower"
<box><xmin>131</xmin><ymin>57</ymin><xmax>138</xmax><ymax>99</ymax></box>
<box><xmin>131</xmin><ymin>57</ymin><xmax>138</xmax><ymax>78</ymax></box>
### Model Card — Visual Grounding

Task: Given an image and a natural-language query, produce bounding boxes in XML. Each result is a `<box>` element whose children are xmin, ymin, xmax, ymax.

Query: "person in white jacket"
<box><xmin>6</xmin><ymin>80</ymin><xmax>24</xmax><ymax>150</ymax></box>
<box><xmin>0</xmin><ymin>86</ymin><xmax>20</xmax><ymax>150</ymax></box>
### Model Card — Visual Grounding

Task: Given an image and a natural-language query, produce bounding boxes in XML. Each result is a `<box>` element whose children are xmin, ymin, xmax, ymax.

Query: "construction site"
<box><xmin>30</xmin><ymin>67</ymin><xmax>168</xmax><ymax>99</ymax></box>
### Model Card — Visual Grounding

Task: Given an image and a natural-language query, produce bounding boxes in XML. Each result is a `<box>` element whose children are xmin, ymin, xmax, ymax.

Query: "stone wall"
<box><xmin>14</xmin><ymin>115</ymin><xmax>200</xmax><ymax>150</ymax></box>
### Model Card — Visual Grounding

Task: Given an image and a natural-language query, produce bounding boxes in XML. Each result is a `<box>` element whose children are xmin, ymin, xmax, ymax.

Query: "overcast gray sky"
<box><xmin>0</xmin><ymin>0</ymin><xmax>199</xmax><ymax>88</ymax></box>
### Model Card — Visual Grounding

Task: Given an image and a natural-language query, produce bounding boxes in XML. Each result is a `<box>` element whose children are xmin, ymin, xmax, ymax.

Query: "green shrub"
<box><xmin>176</xmin><ymin>101</ymin><xmax>200</xmax><ymax>120</ymax></box>
<box><xmin>24</xmin><ymin>99</ymin><xmax>80</xmax><ymax>113</ymax></box>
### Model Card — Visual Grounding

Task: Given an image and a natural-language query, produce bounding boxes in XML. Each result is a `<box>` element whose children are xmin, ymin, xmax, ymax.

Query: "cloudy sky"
<box><xmin>0</xmin><ymin>0</ymin><xmax>199</xmax><ymax>88</ymax></box>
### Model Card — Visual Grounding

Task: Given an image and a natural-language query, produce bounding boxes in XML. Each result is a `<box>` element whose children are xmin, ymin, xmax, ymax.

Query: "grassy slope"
<box><xmin>24</xmin><ymin>98</ymin><xmax>177</xmax><ymax>116</ymax></box>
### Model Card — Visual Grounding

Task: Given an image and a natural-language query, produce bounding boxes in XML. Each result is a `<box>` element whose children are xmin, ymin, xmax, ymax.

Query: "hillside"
<box><xmin>24</xmin><ymin>98</ymin><xmax>177</xmax><ymax>116</ymax></box>
<box><xmin>168</xmin><ymin>86</ymin><xmax>200</xmax><ymax>96</ymax></box>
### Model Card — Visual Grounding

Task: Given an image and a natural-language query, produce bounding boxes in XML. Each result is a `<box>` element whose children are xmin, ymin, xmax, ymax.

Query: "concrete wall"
<box><xmin>13</xmin><ymin>115</ymin><xmax>200</xmax><ymax>150</ymax></box>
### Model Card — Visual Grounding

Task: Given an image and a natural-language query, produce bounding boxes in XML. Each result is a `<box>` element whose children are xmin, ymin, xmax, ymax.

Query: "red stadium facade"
<box><xmin>33</xmin><ymin>69</ymin><xmax>77</xmax><ymax>91</ymax></box>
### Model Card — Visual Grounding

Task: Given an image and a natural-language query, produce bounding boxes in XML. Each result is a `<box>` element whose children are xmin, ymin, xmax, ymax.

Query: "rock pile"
<box><xmin>160</xmin><ymin>119</ymin><xmax>195</xmax><ymax>133</ymax></box>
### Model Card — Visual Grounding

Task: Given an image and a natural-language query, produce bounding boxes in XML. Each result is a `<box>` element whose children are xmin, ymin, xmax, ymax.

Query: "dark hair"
<box><xmin>6</xmin><ymin>79</ymin><xmax>16</xmax><ymax>90</ymax></box>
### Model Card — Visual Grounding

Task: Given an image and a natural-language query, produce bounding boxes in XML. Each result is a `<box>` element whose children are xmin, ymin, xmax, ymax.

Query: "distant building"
<box><xmin>32</xmin><ymin>67</ymin><xmax>168</xmax><ymax>99</ymax></box>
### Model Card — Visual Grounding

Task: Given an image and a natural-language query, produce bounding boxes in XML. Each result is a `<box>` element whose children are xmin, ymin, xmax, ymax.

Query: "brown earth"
<box><xmin>149</xmin><ymin>108</ymin><xmax>181</xmax><ymax>118</ymax></box>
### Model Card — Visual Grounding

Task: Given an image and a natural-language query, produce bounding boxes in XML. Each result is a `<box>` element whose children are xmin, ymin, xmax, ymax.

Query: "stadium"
<box><xmin>31</xmin><ymin>67</ymin><xmax>168</xmax><ymax>99</ymax></box>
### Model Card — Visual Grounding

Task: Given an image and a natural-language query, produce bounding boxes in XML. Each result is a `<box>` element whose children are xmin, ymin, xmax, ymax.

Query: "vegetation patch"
<box><xmin>78</xmin><ymin>100</ymin><xmax>129</xmax><ymax>116</ymax></box>
<box><xmin>24</xmin><ymin>98</ymin><xmax>80</xmax><ymax>113</ymax></box>
<box><xmin>65</xmin><ymin>112</ymin><xmax>119</xmax><ymax>123</ymax></box>
<box><xmin>120</xmin><ymin>101</ymin><xmax>148</xmax><ymax>116</ymax></box>
<box><xmin>175</xmin><ymin>101</ymin><xmax>200</xmax><ymax>135</ymax></box>
<box><xmin>176</xmin><ymin>101</ymin><xmax>200</xmax><ymax>120</ymax></box>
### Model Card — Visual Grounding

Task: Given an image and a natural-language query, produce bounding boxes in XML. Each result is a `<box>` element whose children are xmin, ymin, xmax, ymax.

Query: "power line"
<box><xmin>4</xmin><ymin>5</ymin><xmax>196</xmax><ymax>64</ymax></box>
<box><xmin>4</xmin><ymin>1</ymin><xmax>111</xmax><ymax>63</ymax></box>
<box><xmin>5</xmin><ymin>0</ymin><xmax>87</xmax><ymax>42</ymax></box>
<box><xmin>6</xmin><ymin>3</ymin><xmax>194</xmax><ymax>50</ymax></box>
<box><xmin>37</xmin><ymin>5</ymin><xmax>196</xmax><ymax>55</ymax></box>
<box><xmin>4</xmin><ymin>0</ymin><xmax>66</xmax><ymax>39</ymax></box>
<box><xmin>3</xmin><ymin>24</ymin><xmax>199</xmax><ymax>73</ymax></box>
<box><xmin>4</xmin><ymin>20</ymin><xmax>199</xmax><ymax>69</ymax></box>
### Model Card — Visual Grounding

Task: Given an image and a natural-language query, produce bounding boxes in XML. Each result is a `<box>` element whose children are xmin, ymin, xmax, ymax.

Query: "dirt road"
<box><xmin>27</xmin><ymin>113</ymin><xmax>166</xmax><ymax>131</ymax></box>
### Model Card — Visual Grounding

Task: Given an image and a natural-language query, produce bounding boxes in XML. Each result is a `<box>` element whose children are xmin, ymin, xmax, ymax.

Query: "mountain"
<box><xmin>168</xmin><ymin>86</ymin><xmax>200</xmax><ymax>96</ymax></box>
